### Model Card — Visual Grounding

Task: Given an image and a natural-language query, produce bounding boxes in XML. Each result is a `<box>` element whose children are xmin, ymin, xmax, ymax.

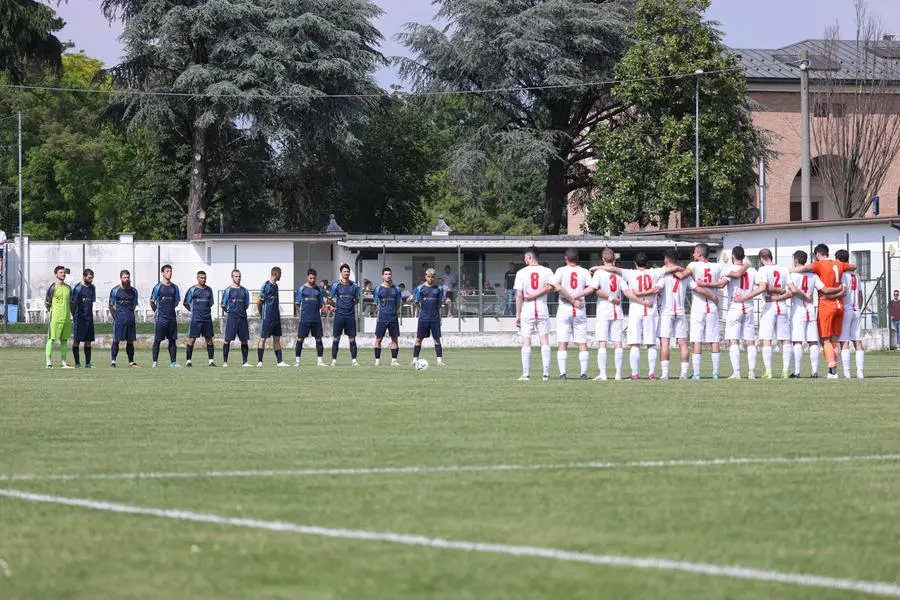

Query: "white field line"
<box><xmin>1</xmin><ymin>488</ymin><xmax>899</xmax><ymax>597</ymax></box>
<box><xmin>1</xmin><ymin>453</ymin><xmax>900</xmax><ymax>483</ymax></box>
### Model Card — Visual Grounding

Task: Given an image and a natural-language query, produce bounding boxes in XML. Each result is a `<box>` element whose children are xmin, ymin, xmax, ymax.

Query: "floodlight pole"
<box><xmin>800</xmin><ymin>50</ymin><xmax>812</xmax><ymax>222</ymax></box>
<box><xmin>17</xmin><ymin>111</ymin><xmax>24</xmax><ymax>315</ymax></box>
<box><xmin>694</xmin><ymin>69</ymin><xmax>703</xmax><ymax>228</ymax></box>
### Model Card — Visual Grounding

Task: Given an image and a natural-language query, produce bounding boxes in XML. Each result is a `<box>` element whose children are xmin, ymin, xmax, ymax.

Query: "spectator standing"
<box><xmin>0</xmin><ymin>227</ymin><xmax>6</xmax><ymax>273</ymax></box>
<box><xmin>504</xmin><ymin>262</ymin><xmax>517</xmax><ymax>316</ymax></box>
<box><xmin>443</xmin><ymin>265</ymin><xmax>456</xmax><ymax>300</ymax></box>
<box><xmin>891</xmin><ymin>289</ymin><xmax>900</xmax><ymax>350</ymax></box>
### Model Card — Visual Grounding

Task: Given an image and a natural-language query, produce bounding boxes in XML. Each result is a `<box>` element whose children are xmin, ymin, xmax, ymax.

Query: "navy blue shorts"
<box><xmin>260</xmin><ymin>318</ymin><xmax>282</xmax><ymax>339</ymax></box>
<box><xmin>224</xmin><ymin>317</ymin><xmax>249</xmax><ymax>343</ymax></box>
<box><xmin>113</xmin><ymin>320</ymin><xmax>136</xmax><ymax>343</ymax></box>
<box><xmin>375</xmin><ymin>319</ymin><xmax>400</xmax><ymax>340</ymax></box>
<box><xmin>73</xmin><ymin>318</ymin><xmax>95</xmax><ymax>343</ymax></box>
<box><xmin>332</xmin><ymin>315</ymin><xmax>357</xmax><ymax>337</ymax></box>
<box><xmin>299</xmin><ymin>320</ymin><xmax>324</xmax><ymax>339</ymax></box>
<box><xmin>188</xmin><ymin>320</ymin><xmax>214</xmax><ymax>339</ymax></box>
<box><xmin>154</xmin><ymin>319</ymin><xmax>178</xmax><ymax>342</ymax></box>
<box><xmin>416</xmin><ymin>320</ymin><xmax>441</xmax><ymax>340</ymax></box>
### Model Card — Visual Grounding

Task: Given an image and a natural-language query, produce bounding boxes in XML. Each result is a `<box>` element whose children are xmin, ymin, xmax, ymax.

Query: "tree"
<box><xmin>101</xmin><ymin>0</ymin><xmax>383</xmax><ymax>238</ymax></box>
<box><xmin>584</xmin><ymin>0</ymin><xmax>768</xmax><ymax>234</ymax></box>
<box><xmin>397</xmin><ymin>0</ymin><xmax>634</xmax><ymax>234</ymax></box>
<box><xmin>811</xmin><ymin>0</ymin><xmax>900</xmax><ymax>219</ymax></box>
<box><xmin>0</xmin><ymin>0</ymin><xmax>64</xmax><ymax>83</ymax></box>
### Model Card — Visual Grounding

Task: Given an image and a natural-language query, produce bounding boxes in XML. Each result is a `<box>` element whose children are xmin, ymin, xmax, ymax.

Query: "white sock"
<box><xmin>647</xmin><ymin>347</ymin><xmax>658</xmax><ymax>376</ymax></box>
<box><xmin>557</xmin><ymin>350</ymin><xmax>567</xmax><ymax>376</ymax></box>
<box><xmin>855</xmin><ymin>349</ymin><xmax>864</xmax><ymax>374</ymax></box>
<box><xmin>763</xmin><ymin>346</ymin><xmax>773</xmax><ymax>372</ymax></box>
<box><xmin>729</xmin><ymin>345</ymin><xmax>740</xmax><ymax>375</ymax></box>
<box><xmin>521</xmin><ymin>347</ymin><xmax>531</xmax><ymax>376</ymax></box>
<box><xmin>540</xmin><ymin>345</ymin><xmax>551</xmax><ymax>377</ymax></box>
<box><xmin>681</xmin><ymin>361</ymin><xmax>690</xmax><ymax>377</ymax></box>
<box><xmin>841</xmin><ymin>348</ymin><xmax>851</xmax><ymax>376</ymax></box>
<box><xmin>810</xmin><ymin>345</ymin><xmax>820</xmax><ymax>374</ymax></box>
<box><xmin>614</xmin><ymin>348</ymin><xmax>624</xmax><ymax>376</ymax></box>
<box><xmin>782</xmin><ymin>345</ymin><xmax>792</xmax><ymax>372</ymax></box>
<box><xmin>597</xmin><ymin>347</ymin><xmax>608</xmax><ymax>377</ymax></box>
<box><xmin>711</xmin><ymin>352</ymin><xmax>720</xmax><ymax>376</ymax></box>
<box><xmin>661</xmin><ymin>359</ymin><xmax>670</xmax><ymax>378</ymax></box>
<box><xmin>692</xmin><ymin>353</ymin><xmax>701</xmax><ymax>376</ymax></box>
<box><xmin>629</xmin><ymin>347</ymin><xmax>640</xmax><ymax>375</ymax></box>
<box><xmin>578</xmin><ymin>351</ymin><xmax>589</xmax><ymax>376</ymax></box>
<box><xmin>793</xmin><ymin>343</ymin><xmax>803</xmax><ymax>374</ymax></box>
<box><xmin>747</xmin><ymin>345</ymin><xmax>758</xmax><ymax>374</ymax></box>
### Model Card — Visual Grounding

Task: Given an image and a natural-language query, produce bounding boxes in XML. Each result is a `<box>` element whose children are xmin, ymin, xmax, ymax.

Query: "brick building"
<box><xmin>568</xmin><ymin>38</ymin><xmax>900</xmax><ymax>232</ymax></box>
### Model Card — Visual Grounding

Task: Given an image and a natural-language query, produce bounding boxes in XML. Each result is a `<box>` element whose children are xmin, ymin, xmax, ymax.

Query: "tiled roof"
<box><xmin>734</xmin><ymin>39</ymin><xmax>900</xmax><ymax>82</ymax></box>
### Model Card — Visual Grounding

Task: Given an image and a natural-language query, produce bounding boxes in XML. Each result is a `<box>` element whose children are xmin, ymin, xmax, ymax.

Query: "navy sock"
<box><xmin>241</xmin><ymin>343</ymin><xmax>249</xmax><ymax>363</ymax></box>
<box><xmin>84</xmin><ymin>346</ymin><xmax>91</xmax><ymax>365</ymax></box>
<box><xmin>168</xmin><ymin>341</ymin><xmax>177</xmax><ymax>363</ymax></box>
<box><xmin>111</xmin><ymin>342</ymin><xmax>120</xmax><ymax>362</ymax></box>
<box><xmin>152</xmin><ymin>340</ymin><xmax>160</xmax><ymax>362</ymax></box>
<box><xmin>186</xmin><ymin>344</ymin><xmax>194</xmax><ymax>361</ymax></box>
<box><xmin>257</xmin><ymin>347</ymin><xmax>264</xmax><ymax>363</ymax></box>
<box><xmin>223</xmin><ymin>343</ymin><xmax>230</xmax><ymax>363</ymax></box>
<box><xmin>275</xmin><ymin>349</ymin><xmax>283</xmax><ymax>363</ymax></box>
<box><xmin>207</xmin><ymin>344</ymin><xmax>214</xmax><ymax>360</ymax></box>
<box><xmin>374</xmin><ymin>347</ymin><xmax>382</xmax><ymax>360</ymax></box>
<box><xmin>295</xmin><ymin>341</ymin><xmax>302</xmax><ymax>360</ymax></box>
<box><xmin>315</xmin><ymin>340</ymin><xmax>324</xmax><ymax>357</ymax></box>
<box><xmin>350</xmin><ymin>342</ymin><xmax>358</xmax><ymax>359</ymax></box>
<box><xmin>126</xmin><ymin>343</ymin><xmax>135</xmax><ymax>363</ymax></box>
<box><xmin>73</xmin><ymin>345</ymin><xmax>81</xmax><ymax>365</ymax></box>
<box><xmin>332</xmin><ymin>340</ymin><xmax>339</xmax><ymax>360</ymax></box>
<box><xmin>435</xmin><ymin>344</ymin><xmax>443</xmax><ymax>358</ymax></box>
<box><xmin>413</xmin><ymin>344</ymin><xmax>421</xmax><ymax>359</ymax></box>
<box><xmin>391</xmin><ymin>347</ymin><xmax>398</xmax><ymax>360</ymax></box>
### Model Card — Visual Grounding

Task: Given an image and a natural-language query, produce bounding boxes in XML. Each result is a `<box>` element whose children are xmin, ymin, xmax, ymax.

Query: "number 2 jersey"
<box><xmin>755</xmin><ymin>264</ymin><xmax>790</xmax><ymax>317</ymax></box>
<box><xmin>515</xmin><ymin>265</ymin><xmax>555</xmax><ymax>319</ymax></box>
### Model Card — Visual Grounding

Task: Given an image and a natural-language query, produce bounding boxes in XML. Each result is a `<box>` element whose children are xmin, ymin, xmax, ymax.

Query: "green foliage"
<box><xmin>586</xmin><ymin>0</ymin><xmax>768</xmax><ymax>234</ymax></box>
<box><xmin>0</xmin><ymin>0</ymin><xmax>64</xmax><ymax>83</ymax></box>
<box><xmin>398</xmin><ymin>0</ymin><xmax>634</xmax><ymax>234</ymax></box>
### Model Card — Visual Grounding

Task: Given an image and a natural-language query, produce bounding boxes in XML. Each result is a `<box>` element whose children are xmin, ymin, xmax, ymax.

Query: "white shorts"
<box><xmin>838</xmin><ymin>309</ymin><xmax>861</xmax><ymax>342</ymax></box>
<box><xmin>595</xmin><ymin>319</ymin><xmax>623</xmax><ymax>345</ymax></box>
<box><xmin>658</xmin><ymin>314</ymin><xmax>687</xmax><ymax>340</ymax></box>
<box><xmin>724</xmin><ymin>309</ymin><xmax>756</xmax><ymax>341</ymax></box>
<box><xmin>758</xmin><ymin>310</ymin><xmax>790</xmax><ymax>341</ymax></box>
<box><xmin>791</xmin><ymin>315</ymin><xmax>819</xmax><ymax>343</ymax></box>
<box><xmin>520</xmin><ymin>315</ymin><xmax>551</xmax><ymax>338</ymax></box>
<box><xmin>627</xmin><ymin>313</ymin><xmax>658</xmax><ymax>346</ymax></box>
<box><xmin>690</xmin><ymin>312</ymin><xmax>720</xmax><ymax>344</ymax></box>
<box><xmin>556</xmin><ymin>311</ymin><xmax>588</xmax><ymax>344</ymax></box>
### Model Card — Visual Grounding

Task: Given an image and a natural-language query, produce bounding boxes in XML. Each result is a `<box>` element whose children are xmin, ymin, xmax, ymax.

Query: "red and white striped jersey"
<box><xmin>514</xmin><ymin>265</ymin><xmax>555</xmax><ymax>319</ymax></box>
<box><xmin>591</xmin><ymin>269</ymin><xmax>627</xmax><ymax>321</ymax></box>
<box><xmin>660</xmin><ymin>273</ymin><xmax>690</xmax><ymax>317</ymax></box>
<box><xmin>552</xmin><ymin>265</ymin><xmax>592</xmax><ymax>317</ymax></box>
<box><xmin>756</xmin><ymin>264</ymin><xmax>790</xmax><ymax>317</ymax></box>
<box><xmin>622</xmin><ymin>268</ymin><xmax>665</xmax><ymax>315</ymax></box>
<box><xmin>789</xmin><ymin>272</ymin><xmax>818</xmax><ymax>322</ymax></box>
<box><xmin>841</xmin><ymin>271</ymin><xmax>860</xmax><ymax>312</ymax></box>
<box><xmin>687</xmin><ymin>261</ymin><xmax>723</xmax><ymax>316</ymax></box>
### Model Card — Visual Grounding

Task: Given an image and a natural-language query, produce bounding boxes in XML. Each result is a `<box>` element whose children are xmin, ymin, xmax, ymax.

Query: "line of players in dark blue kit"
<box><xmin>67</xmin><ymin>262</ymin><xmax>449</xmax><ymax>369</ymax></box>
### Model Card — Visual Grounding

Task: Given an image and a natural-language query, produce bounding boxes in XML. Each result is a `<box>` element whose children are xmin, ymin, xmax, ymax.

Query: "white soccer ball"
<box><xmin>415</xmin><ymin>359</ymin><xmax>429</xmax><ymax>371</ymax></box>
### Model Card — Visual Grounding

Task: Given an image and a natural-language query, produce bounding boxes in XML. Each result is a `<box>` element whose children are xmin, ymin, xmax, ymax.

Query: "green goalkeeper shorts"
<box><xmin>49</xmin><ymin>318</ymin><xmax>72</xmax><ymax>340</ymax></box>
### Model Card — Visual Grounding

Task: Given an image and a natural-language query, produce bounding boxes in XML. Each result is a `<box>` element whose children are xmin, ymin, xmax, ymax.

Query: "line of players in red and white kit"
<box><xmin>513</xmin><ymin>243</ymin><xmax>863</xmax><ymax>381</ymax></box>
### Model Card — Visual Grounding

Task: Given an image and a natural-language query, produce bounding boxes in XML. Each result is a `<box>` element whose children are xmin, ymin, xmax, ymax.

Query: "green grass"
<box><xmin>1</xmin><ymin>348</ymin><xmax>899</xmax><ymax>599</ymax></box>
<box><xmin>2</xmin><ymin>321</ymin><xmax>160</xmax><ymax>335</ymax></box>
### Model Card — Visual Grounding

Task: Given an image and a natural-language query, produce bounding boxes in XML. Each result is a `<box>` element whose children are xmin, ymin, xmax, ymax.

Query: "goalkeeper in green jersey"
<box><xmin>45</xmin><ymin>265</ymin><xmax>74</xmax><ymax>369</ymax></box>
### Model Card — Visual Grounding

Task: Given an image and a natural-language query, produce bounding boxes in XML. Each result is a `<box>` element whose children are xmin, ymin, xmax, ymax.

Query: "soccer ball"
<box><xmin>415</xmin><ymin>359</ymin><xmax>430</xmax><ymax>371</ymax></box>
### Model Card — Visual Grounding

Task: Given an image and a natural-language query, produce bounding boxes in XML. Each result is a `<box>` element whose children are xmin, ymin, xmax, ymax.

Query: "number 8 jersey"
<box><xmin>515</xmin><ymin>264</ymin><xmax>556</xmax><ymax>319</ymax></box>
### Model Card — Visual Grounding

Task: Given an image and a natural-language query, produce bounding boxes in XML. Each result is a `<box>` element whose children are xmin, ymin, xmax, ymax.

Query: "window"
<box><xmin>814</xmin><ymin>102</ymin><xmax>829</xmax><ymax>117</ymax></box>
<box><xmin>831</xmin><ymin>103</ymin><xmax>845</xmax><ymax>118</ymax></box>
<box><xmin>812</xmin><ymin>102</ymin><xmax>845</xmax><ymax>118</ymax></box>
<box><xmin>790</xmin><ymin>201</ymin><xmax>821</xmax><ymax>221</ymax></box>
<box><xmin>852</xmin><ymin>250</ymin><xmax>871</xmax><ymax>280</ymax></box>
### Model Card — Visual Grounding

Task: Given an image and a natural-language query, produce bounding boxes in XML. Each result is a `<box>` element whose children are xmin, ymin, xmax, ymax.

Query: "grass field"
<box><xmin>2</xmin><ymin>347</ymin><xmax>900</xmax><ymax>599</ymax></box>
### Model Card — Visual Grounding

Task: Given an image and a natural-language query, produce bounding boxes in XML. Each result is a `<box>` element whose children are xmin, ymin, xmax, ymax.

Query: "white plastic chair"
<box><xmin>93</xmin><ymin>300</ymin><xmax>108</xmax><ymax>323</ymax></box>
<box><xmin>26</xmin><ymin>298</ymin><xmax>46</xmax><ymax>323</ymax></box>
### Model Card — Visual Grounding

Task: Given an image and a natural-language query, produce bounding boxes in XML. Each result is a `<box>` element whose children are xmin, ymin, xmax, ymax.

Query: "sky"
<box><xmin>54</xmin><ymin>0</ymin><xmax>898</xmax><ymax>88</ymax></box>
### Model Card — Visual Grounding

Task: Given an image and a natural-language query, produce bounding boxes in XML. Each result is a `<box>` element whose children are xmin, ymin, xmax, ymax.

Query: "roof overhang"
<box><xmin>337</xmin><ymin>236</ymin><xmax>719</xmax><ymax>252</ymax></box>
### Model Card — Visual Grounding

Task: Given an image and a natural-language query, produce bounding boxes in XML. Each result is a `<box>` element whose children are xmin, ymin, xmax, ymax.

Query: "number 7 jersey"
<box><xmin>514</xmin><ymin>265</ymin><xmax>555</xmax><ymax>319</ymax></box>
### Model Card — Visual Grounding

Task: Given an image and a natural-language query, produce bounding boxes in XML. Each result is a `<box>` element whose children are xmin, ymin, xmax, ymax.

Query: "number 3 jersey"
<box><xmin>514</xmin><ymin>265</ymin><xmax>555</xmax><ymax>319</ymax></box>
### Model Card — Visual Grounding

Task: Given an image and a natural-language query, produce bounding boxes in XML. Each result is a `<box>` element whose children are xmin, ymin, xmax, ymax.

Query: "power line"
<box><xmin>0</xmin><ymin>67</ymin><xmax>743</xmax><ymax>100</ymax></box>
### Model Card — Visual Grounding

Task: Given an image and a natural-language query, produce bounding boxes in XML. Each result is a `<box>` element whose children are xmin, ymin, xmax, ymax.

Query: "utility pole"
<box><xmin>800</xmin><ymin>50</ymin><xmax>812</xmax><ymax>222</ymax></box>
<box><xmin>694</xmin><ymin>69</ymin><xmax>703</xmax><ymax>228</ymax></box>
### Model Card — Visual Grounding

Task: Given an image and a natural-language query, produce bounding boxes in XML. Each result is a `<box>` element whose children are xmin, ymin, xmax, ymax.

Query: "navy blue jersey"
<box><xmin>374</xmin><ymin>284</ymin><xmax>401</xmax><ymax>322</ymax></box>
<box><xmin>260</xmin><ymin>280</ymin><xmax>280</xmax><ymax>322</ymax></box>
<box><xmin>296</xmin><ymin>284</ymin><xmax>324</xmax><ymax>323</ymax></box>
<box><xmin>151</xmin><ymin>282</ymin><xmax>180</xmax><ymax>322</ymax></box>
<box><xmin>414</xmin><ymin>283</ymin><xmax>445</xmax><ymax>322</ymax></box>
<box><xmin>109</xmin><ymin>285</ymin><xmax>138</xmax><ymax>323</ymax></box>
<box><xmin>222</xmin><ymin>285</ymin><xmax>250</xmax><ymax>319</ymax></box>
<box><xmin>71</xmin><ymin>282</ymin><xmax>96</xmax><ymax>321</ymax></box>
<box><xmin>329</xmin><ymin>281</ymin><xmax>359</xmax><ymax>317</ymax></box>
<box><xmin>185</xmin><ymin>285</ymin><xmax>214</xmax><ymax>322</ymax></box>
